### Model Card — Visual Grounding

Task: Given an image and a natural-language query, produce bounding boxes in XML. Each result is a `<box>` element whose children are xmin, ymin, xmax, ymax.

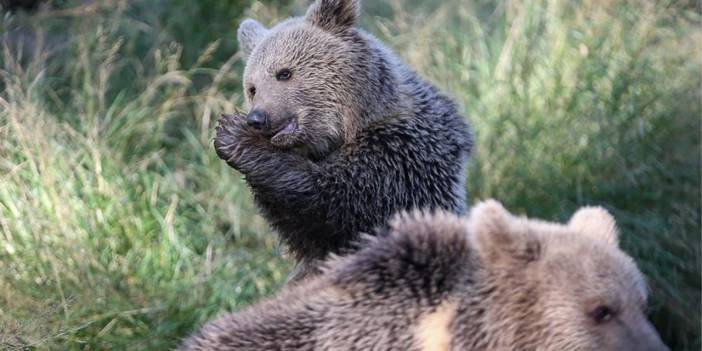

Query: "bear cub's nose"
<box><xmin>246</xmin><ymin>110</ymin><xmax>269</xmax><ymax>130</ymax></box>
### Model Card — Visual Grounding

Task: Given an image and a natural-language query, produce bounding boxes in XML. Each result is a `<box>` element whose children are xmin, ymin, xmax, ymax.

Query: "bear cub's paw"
<box><xmin>214</xmin><ymin>113</ymin><xmax>272</xmax><ymax>174</ymax></box>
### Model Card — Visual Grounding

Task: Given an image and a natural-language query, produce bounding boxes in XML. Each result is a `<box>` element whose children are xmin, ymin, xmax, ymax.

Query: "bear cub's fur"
<box><xmin>215</xmin><ymin>0</ymin><xmax>472</xmax><ymax>281</ymax></box>
<box><xmin>181</xmin><ymin>200</ymin><xmax>669</xmax><ymax>351</ymax></box>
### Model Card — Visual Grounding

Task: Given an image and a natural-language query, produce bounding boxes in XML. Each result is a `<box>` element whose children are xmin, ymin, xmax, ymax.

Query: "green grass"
<box><xmin>0</xmin><ymin>0</ymin><xmax>699</xmax><ymax>350</ymax></box>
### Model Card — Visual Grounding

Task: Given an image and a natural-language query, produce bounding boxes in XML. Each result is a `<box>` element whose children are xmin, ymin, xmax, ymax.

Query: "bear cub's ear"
<box><xmin>568</xmin><ymin>207</ymin><xmax>619</xmax><ymax>247</ymax></box>
<box><xmin>237</xmin><ymin>18</ymin><xmax>269</xmax><ymax>58</ymax></box>
<box><xmin>305</xmin><ymin>0</ymin><xmax>360</xmax><ymax>33</ymax></box>
<box><xmin>469</xmin><ymin>199</ymin><xmax>540</xmax><ymax>265</ymax></box>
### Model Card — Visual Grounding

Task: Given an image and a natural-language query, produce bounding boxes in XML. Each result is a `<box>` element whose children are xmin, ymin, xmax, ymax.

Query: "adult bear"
<box><xmin>181</xmin><ymin>201</ymin><xmax>669</xmax><ymax>351</ymax></box>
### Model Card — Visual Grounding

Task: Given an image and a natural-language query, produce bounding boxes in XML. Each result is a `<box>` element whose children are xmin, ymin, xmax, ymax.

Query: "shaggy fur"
<box><xmin>180</xmin><ymin>200</ymin><xmax>669</xmax><ymax>351</ymax></box>
<box><xmin>215</xmin><ymin>0</ymin><xmax>472</xmax><ymax>280</ymax></box>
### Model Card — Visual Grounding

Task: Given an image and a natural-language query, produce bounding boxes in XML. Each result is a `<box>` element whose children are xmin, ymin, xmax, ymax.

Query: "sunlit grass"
<box><xmin>0</xmin><ymin>2</ymin><xmax>289</xmax><ymax>349</ymax></box>
<box><xmin>0</xmin><ymin>0</ymin><xmax>699</xmax><ymax>349</ymax></box>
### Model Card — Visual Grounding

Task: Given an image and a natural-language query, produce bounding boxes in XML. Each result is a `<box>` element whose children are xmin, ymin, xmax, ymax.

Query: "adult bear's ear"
<box><xmin>568</xmin><ymin>206</ymin><xmax>619</xmax><ymax>247</ymax></box>
<box><xmin>237</xmin><ymin>18</ymin><xmax>269</xmax><ymax>59</ymax></box>
<box><xmin>305</xmin><ymin>0</ymin><xmax>360</xmax><ymax>33</ymax></box>
<box><xmin>469</xmin><ymin>200</ymin><xmax>540</xmax><ymax>265</ymax></box>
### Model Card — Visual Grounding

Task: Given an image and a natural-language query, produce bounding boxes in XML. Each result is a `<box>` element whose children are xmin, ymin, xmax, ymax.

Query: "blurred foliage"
<box><xmin>0</xmin><ymin>0</ymin><xmax>699</xmax><ymax>350</ymax></box>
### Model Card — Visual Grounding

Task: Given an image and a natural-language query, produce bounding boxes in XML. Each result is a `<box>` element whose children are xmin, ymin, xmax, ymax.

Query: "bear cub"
<box><xmin>181</xmin><ymin>200</ymin><xmax>669</xmax><ymax>351</ymax></box>
<box><xmin>215</xmin><ymin>0</ymin><xmax>473</xmax><ymax>281</ymax></box>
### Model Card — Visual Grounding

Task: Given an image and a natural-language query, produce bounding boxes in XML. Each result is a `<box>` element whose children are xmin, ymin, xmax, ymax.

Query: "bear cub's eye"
<box><xmin>276</xmin><ymin>69</ymin><xmax>292</xmax><ymax>81</ymax></box>
<box><xmin>248</xmin><ymin>86</ymin><xmax>256</xmax><ymax>98</ymax></box>
<box><xmin>591</xmin><ymin>305</ymin><xmax>616</xmax><ymax>324</ymax></box>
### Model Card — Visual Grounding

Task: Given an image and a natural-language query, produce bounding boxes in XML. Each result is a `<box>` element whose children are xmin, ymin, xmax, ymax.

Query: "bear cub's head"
<box><xmin>467</xmin><ymin>200</ymin><xmax>668</xmax><ymax>351</ymax></box>
<box><xmin>234</xmin><ymin>0</ymin><xmax>386</xmax><ymax>159</ymax></box>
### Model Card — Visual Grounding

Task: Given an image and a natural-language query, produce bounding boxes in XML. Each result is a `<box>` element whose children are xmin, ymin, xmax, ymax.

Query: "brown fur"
<box><xmin>181</xmin><ymin>200</ymin><xmax>669</xmax><ymax>351</ymax></box>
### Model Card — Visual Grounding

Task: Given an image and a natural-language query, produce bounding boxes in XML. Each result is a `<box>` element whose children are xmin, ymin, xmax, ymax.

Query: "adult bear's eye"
<box><xmin>591</xmin><ymin>305</ymin><xmax>616</xmax><ymax>324</ymax></box>
<box><xmin>276</xmin><ymin>69</ymin><xmax>292</xmax><ymax>81</ymax></box>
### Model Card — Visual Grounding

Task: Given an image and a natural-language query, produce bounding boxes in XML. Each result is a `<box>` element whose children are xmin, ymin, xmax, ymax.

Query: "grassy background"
<box><xmin>0</xmin><ymin>0</ymin><xmax>699</xmax><ymax>349</ymax></box>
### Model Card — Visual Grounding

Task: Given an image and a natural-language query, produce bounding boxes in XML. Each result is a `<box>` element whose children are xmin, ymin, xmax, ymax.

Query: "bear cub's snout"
<box><xmin>246</xmin><ymin>109</ymin><xmax>270</xmax><ymax>131</ymax></box>
<box><xmin>242</xmin><ymin>109</ymin><xmax>297</xmax><ymax>142</ymax></box>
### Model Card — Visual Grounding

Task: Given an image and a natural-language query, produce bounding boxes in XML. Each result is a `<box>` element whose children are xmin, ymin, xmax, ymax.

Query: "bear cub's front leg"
<box><xmin>214</xmin><ymin>113</ymin><xmax>268</xmax><ymax>175</ymax></box>
<box><xmin>215</xmin><ymin>114</ymin><xmax>284</xmax><ymax>176</ymax></box>
<box><xmin>214</xmin><ymin>113</ymin><xmax>314</xmax><ymax>196</ymax></box>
